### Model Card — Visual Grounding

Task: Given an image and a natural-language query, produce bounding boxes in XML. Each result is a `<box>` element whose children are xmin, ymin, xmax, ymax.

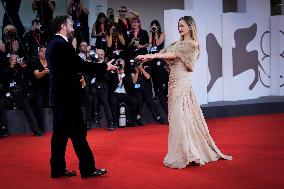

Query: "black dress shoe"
<box><xmin>136</xmin><ymin>118</ymin><xmax>144</xmax><ymax>126</ymax></box>
<box><xmin>108</xmin><ymin>127</ymin><xmax>115</xmax><ymax>131</ymax></box>
<box><xmin>157</xmin><ymin>118</ymin><xmax>168</xmax><ymax>125</ymax></box>
<box><xmin>33</xmin><ymin>130</ymin><xmax>42</xmax><ymax>137</ymax></box>
<box><xmin>81</xmin><ymin>168</ymin><xmax>107</xmax><ymax>179</ymax></box>
<box><xmin>51</xmin><ymin>170</ymin><xmax>77</xmax><ymax>178</ymax></box>
<box><xmin>0</xmin><ymin>126</ymin><xmax>8</xmax><ymax>137</ymax></box>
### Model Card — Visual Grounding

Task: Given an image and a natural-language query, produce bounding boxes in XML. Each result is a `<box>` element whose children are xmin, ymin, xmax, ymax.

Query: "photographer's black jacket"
<box><xmin>1</xmin><ymin>64</ymin><xmax>33</xmax><ymax>96</ymax></box>
<box><xmin>46</xmin><ymin>35</ymin><xmax>107</xmax><ymax>107</ymax></box>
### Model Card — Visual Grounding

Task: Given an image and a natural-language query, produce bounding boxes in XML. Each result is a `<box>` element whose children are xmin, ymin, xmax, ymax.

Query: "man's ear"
<box><xmin>60</xmin><ymin>23</ymin><xmax>65</xmax><ymax>30</ymax></box>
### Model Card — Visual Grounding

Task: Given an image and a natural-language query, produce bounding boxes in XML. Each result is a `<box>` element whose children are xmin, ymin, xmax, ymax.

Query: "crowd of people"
<box><xmin>0</xmin><ymin>0</ymin><xmax>169</xmax><ymax>137</ymax></box>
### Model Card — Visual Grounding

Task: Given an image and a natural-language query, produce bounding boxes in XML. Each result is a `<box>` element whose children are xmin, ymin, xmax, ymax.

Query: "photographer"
<box><xmin>24</xmin><ymin>19</ymin><xmax>48</xmax><ymax>61</ymax></box>
<box><xmin>2</xmin><ymin>0</ymin><xmax>25</xmax><ymax>43</ymax></box>
<box><xmin>32</xmin><ymin>0</ymin><xmax>56</xmax><ymax>31</ymax></box>
<box><xmin>148</xmin><ymin>20</ymin><xmax>165</xmax><ymax>53</ymax></box>
<box><xmin>91</xmin><ymin>13</ymin><xmax>108</xmax><ymax>52</ymax></box>
<box><xmin>148</xmin><ymin>20</ymin><xmax>168</xmax><ymax>113</ymax></box>
<box><xmin>78</xmin><ymin>41</ymin><xmax>90</xmax><ymax>61</ymax></box>
<box><xmin>2</xmin><ymin>25</ymin><xmax>20</xmax><ymax>55</ymax></box>
<box><xmin>107</xmin><ymin>8</ymin><xmax>115</xmax><ymax>22</ymax></box>
<box><xmin>32</xmin><ymin>45</ymin><xmax>49</xmax><ymax>132</ymax></box>
<box><xmin>114</xmin><ymin>6</ymin><xmax>140</xmax><ymax>43</ymax></box>
<box><xmin>131</xmin><ymin>61</ymin><xmax>166</xmax><ymax>124</ymax></box>
<box><xmin>88</xmin><ymin>49</ymin><xmax>115</xmax><ymax>131</ymax></box>
<box><xmin>67</xmin><ymin>0</ymin><xmax>90</xmax><ymax>45</ymax></box>
<box><xmin>128</xmin><ymin>18</ymin><xmax>149</xmax><ymax>59</ymax></box>
<box><xmin>2</xmin><ymin>52</ymin><xmax>42</xmax><ymax>136</ymax></box>
<box><xmin>105</xmin><ymin>22</ymin><xmax>125</xmax><ymax>57</ymax></box>
<box><xmin>108</xmin><ymin>58</ymin><xmax>142</xmax><ymax>127</ymax></box>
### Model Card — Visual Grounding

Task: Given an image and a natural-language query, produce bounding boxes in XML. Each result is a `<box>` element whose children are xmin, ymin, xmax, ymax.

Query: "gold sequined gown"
<box><xmin>161</xmin><ymin>40</ymin><xmax>232</xmax><ymax>169</ymax></box>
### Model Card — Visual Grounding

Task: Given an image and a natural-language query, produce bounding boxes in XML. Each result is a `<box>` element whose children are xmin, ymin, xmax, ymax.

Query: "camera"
<box><xmin>117</xmin><ymin>64</ymin><xmax>123</xmax><ymax>70</ymax></box>
<box><xmin>115</xmin><ymin>59</ymin><xmax>124</xmax><ymax>70</ymax></box>
<box><xmin>132</xmin><ymin>38</ymin><xmax>139</xmax><ymax>49</ymax></box>
<box><xmin>109</xmin><ymin>14</ymin><xmax>114</xmax><ymax>21</ymax></box>
<box><xmin>112</xmin><ymin>26</ymin><xmax>119</xmax><ymax>35</ymax></box>
<box><xmin>5</xmin><ymin>31</ymin><xmax>17</xmax><ymax>40</ymax></box>
<box><xmin>151</xmin><ymin>26</ymin><xmax>158</xmax><ymax>32</ymax></box>
<box><xmin>35</xmin><ymin>24</ymin><xmax>44</xmax><ymax>34</ymax></box>
<box><xmin>88</xmin><ymin>50</ymin><xmax>99</xmax><ymax>63</ymax></box>
<box><xmin>109</xmin><ymin>50</ymin><xmax>122</xmax><ymax>62</ymax></box>
<box><xmin>16</xmin><ymin>57</ymin><xmax>26</xmax><ymax>65</ymax></box>
<box><xmin>130</xmin><ymin>59</ymin><xmax>142</xmax><ymax>68</ymax></box>
<box><xmin>118</xmin><ymin>8</ymin><xmax>127</xmax><ymax>13</ymax></box>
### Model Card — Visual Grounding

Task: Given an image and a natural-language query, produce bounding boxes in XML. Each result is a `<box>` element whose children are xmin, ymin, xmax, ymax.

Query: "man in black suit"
<box><xmin>46</xmin><ymin>15</ymin><xmax>115</xmax><ymax>179</ymax></box>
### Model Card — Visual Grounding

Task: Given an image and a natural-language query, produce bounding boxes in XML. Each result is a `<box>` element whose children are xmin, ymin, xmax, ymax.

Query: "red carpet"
<box><xmin>0</xmin><ymin>113</ymin><xmax>284</xmax><ymax>189</ymax></box>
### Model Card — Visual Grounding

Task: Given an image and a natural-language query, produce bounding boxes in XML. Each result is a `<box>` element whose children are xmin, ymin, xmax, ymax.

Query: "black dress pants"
<box><xmin>15</xmin><ymin>96</ymin><xmax>39</xmax><ymax>132</ymax></box>
<box><xmin>134</xmin><ymin>87</ymin><xmax>160</xmax><ymax>118</ymax></box>
<box><xmin>50</xmin><ymin>105</ymin><xmax>96</xmax><ymax>177</ymax></box>
<box><xmin>96</xmin><ymin>84</ymin><xmax>113</xmax><ymax>127</ymax></box>
<box><xmin>0</xmin><ymin>97</ymin><xmax>7</xmax><ymax>126</ymax></box>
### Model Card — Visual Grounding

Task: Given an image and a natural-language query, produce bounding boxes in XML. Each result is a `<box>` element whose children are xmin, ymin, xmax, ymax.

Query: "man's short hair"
<box><xmin>79</xmin><ymin>40</ymin><xmax>88</xmax><ymax>45</ymax></box>
<box><xmin>50</xmin><ymin>15</ymin><xmax>69</xmax><ymax>34</ymax></box>
<box><xmin>95</xmin><ymin>48</ymin><xmax>105</xmax><ymax>54</ymax></box>
<box><xmin>39</xmin><ymin>45</ymin><xmax>47</xmax><ymax>51</ymax></box>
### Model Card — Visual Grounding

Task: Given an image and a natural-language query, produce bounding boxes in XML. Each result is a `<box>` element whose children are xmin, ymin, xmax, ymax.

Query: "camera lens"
<box><xmin>113</xmin><ymin>27</ymin><xmax>118</xmax><ymax>33</ymax></box>
<box><xmin>151</xmin><ymin>26</ymin><xmax>157</xmax><ymax>32</ymax></box>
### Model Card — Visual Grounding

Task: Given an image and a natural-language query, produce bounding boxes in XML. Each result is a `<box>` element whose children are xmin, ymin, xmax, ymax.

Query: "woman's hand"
<box><xmin>136</xmin><ymin>54</ymin><xmax>154</xmax><ymax>62</ymax></box>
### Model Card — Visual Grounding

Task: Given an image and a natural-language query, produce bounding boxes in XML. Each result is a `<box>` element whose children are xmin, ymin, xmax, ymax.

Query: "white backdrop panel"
<box><xmin>223</xmin><ymin>13</ymin><xmax>271</xmax><ymax>101</ymax></box>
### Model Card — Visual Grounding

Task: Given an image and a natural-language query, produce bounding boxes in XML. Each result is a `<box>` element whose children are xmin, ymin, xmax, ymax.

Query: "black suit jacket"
<box><xmin>46</xmin><ymin>35</ymin><xmax>107</xmax><ymax>107</ymax></box>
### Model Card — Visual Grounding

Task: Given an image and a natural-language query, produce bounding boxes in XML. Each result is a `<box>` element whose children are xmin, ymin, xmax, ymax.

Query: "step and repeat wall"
<box><xmin>164</xmin><ymin>0</ymin><xmax>284</xmax><ymax>105</ymax></box>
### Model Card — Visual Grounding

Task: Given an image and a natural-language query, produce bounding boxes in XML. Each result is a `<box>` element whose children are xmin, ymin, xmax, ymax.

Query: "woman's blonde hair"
<box><xmin>179</xmin><ymin>16</ymin><xmax>200</xmax><ymax>57</ymax></box>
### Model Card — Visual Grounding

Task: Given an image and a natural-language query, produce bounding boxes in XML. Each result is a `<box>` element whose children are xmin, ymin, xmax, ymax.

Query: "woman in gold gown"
<box><xmin>136</xmin><ymin>16</ymin><xmax>232</xmax><ymax>169</ymax></box>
